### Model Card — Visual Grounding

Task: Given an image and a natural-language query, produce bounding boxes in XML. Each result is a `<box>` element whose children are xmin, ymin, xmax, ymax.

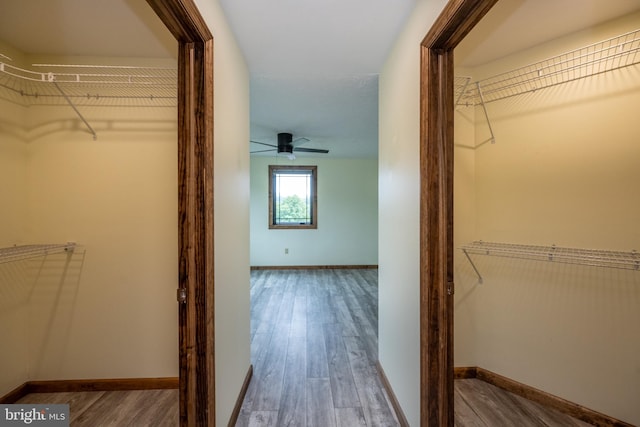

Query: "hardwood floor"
<box><xmin>16</xmin><ymin>389</ymin><xmax>178</xmax><ymax>426</ymax></box>
<box><xmin>236</xmin><ymin>268</ymin><xmax>399</xmax><ymax>427</ymax></box>
<box><xmin>11</xmin><ymin>268</ymin><xmax>596</xmax><ymax>426</ymax></box>
<box><xmin>455</xmin><ymin>379</ymin><xmax>592</xmax><ymax>427</ymax></box>
<box><xmin>237</xmin><ymin>268</ymin><xmax>595</xmax><ymax>427</ymax></box>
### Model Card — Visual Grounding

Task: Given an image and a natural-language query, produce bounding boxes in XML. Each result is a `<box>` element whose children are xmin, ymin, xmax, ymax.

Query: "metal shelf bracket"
<box><xmin>52</xmin><ymin>79</ymin><xmax>97</xmax><ymax>140</ymax></box>
<box><xmin>476</xmin><ymin>82</ymin><xmax>495</xmax><ymax>145</ymax></box>
<box><xmin>462</xmin><ymin>247</ymin><xmax>483</xmax><ymax>284</ymax></box>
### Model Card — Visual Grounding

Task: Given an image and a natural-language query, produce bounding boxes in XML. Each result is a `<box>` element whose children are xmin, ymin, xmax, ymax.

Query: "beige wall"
<box><xmin>0</xmin><ymin>41</ymin><xmax>32</xmax><ymax>391</ymax></box>
<box><xmin>0</xmin><ymin>105</ymin><xmax>28</xmax><ymax>247</ymax></box>
<box><xmin>453</xmin><ymin>86</ymin><xmax>478</xmax><ymax>368</ymax></box>
<box><xmin>0</xmin><ymin>99</ymin><xmax>30</xmax><ymax>394</ymax></box>
<box><xmin>378</xmin><ymin>0</ymin><xmax>448</xmax><ymax>425</ymax></box>
<box><xmin>1</xmin><ymin>3</ymin><xmax>251</xmax><ymax>423</ymax></box>
<box><xmin>26</xmin><ymin>102</ymin><xmax>179</xmax><ymax>380</ymax></box>
<box><xmin>0</xmin><ymin>68</ymin><xmax>179</xmax><ymax>396</ymax></box>
<box><xmin>381</xmin><ymin>5</ymin><xmax>639</xmax><ymax>424</ymax></box>
<box><xmin>455</xmin><ymin>13</ymin><xmax>640</xmax><ymax>425</ymax></box>
<box><xmin>194</xmin><ymin>0</ymin><xmax>252</xmax><ymax>424</ymax></box>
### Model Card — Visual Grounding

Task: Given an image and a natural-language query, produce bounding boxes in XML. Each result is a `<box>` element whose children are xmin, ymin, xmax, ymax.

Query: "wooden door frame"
<box><xmin>145</xmin><ymin>0</ymin><xmax>504</xmax><ymax>425</ymax></box>
<box><xmin>145</xmin><ymin>1</ymin><xmax>214</xmax><ymax>425</ymax></box>
<box><xmin>420</xmin><ymin>0</ymin><xmax>498</xmax><ymax>425</ymax></box>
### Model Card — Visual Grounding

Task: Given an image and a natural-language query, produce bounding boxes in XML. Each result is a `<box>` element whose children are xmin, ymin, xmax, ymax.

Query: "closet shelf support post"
<box><xmin>52</xmin><ymin>80</ymin><xmax>97</xmax><ymax>141</ymax></box>
<box><xmin>476</xmin><ymin>82</ymin><xmax>495</xmax><ymax>145</ymax></box>
<box><xmin>462</xmin><ymin>248</ymin><xmax>483</xmax><ymax>284</ymax></box>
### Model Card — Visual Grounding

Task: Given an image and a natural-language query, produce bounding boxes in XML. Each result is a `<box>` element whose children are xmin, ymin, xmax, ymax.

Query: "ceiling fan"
<box><xmin>250</xmin><ymin>132</ymin><xmax>329</xmax><ymax>156</ymax></box>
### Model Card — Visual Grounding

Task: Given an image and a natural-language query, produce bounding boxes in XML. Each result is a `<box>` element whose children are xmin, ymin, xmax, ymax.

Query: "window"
<box><xmin>269</xmin><ymin>165</ymin><xmax>317</xmax><ymax>229</ymax></box>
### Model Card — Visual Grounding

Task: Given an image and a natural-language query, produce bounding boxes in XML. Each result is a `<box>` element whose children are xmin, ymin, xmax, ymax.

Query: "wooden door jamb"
<box><xmin>145</xmin><ymin>0</ymin><xmax>215</xmax><ymax>425</ymax></box>
<box><xmin>419</xmin><ymin>0</ymin><xmax>498</xmax><ymax>425</ymax></box>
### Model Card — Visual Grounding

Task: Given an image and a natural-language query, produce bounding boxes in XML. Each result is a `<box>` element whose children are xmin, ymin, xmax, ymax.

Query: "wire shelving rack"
<box><xmin>0</xmin><ymin>62</ymin><xmax>177</xmax><ymax>108</ymax></box>
<box><xmin>460</xmin><ymin>241</ymin><xmax>639</xmax><ymax>284</ymax></box>
<box><xmin>0</xmin><ymin>243</ymin><xmax>77</xmax><ymax>265</ymax></box>
<box><xmin>455</xmin><ymin>28</ymin><xmax>640</xmax><ymax>106</ymax></box>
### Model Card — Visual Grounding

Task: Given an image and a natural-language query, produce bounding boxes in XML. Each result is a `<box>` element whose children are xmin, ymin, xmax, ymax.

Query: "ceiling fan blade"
<box><xmin>291</xmin><ymin>137</ymin><xmax>310</xmax><ymax>147</ymax></box>
<box><xmin>293</xmin><ymin>147</ymin><xmax>329</xmax><ymax>154</ymax></box>
<box><xmin>250</xmin><ymin>148</ymin><xmax>277</xmax><ymax>154</ymax></box>
<box><xmin>250</xmin><ymin>140</ymin><xmax>277</xmax><ymax>148</ymax></box>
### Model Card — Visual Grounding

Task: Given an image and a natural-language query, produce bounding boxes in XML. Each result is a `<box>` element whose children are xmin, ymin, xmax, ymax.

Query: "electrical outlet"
<box><xmin>284</xmin><ymin>248</ymin><xmax>289</xmax><ymax>254</ymax></box>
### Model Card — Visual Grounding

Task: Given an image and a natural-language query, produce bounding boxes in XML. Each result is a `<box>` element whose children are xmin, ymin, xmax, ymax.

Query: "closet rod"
<box><xmin>460</xmin><ymin>241</ymin><xmax>639</xmax><ymax>282</ymax></box>
<box><xmin>0</xmin><ymin>243</ymin><xmax>76</xmax><ymax>265</ymax></box>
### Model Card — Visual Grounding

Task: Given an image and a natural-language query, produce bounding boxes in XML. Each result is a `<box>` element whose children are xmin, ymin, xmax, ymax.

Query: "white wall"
<box><xmin>194</xmin><ymin>0</ymin><xmax>252</xmax><ymax>424</ymax></box>
<box><xmin>378</xmin><ymin>0</ymin><xmax>448</xmax><ymax>425</ymax></box>
<box><xmin>455</xmin><ymin>13</ymin><xmax>640</xmax><ymax>425</ymax></box>
<box><xmin>250</xmin><ymin>156</ymin><xmax>378</xmax><ymax>266</ymax></box>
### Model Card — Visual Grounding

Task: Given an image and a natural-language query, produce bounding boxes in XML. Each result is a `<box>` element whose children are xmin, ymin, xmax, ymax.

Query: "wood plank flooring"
<box><xmin>16</xmin><ymin>389</ymin><xmax>178</xmax><ymax>426</ymax></box>
<box><xmin>455</xmin><ymin>379</ymin><xmax>593</xmax><ymax>427</ymax></box>
<box><xmin>236</xmin><ymin>268</ymin><xmax>399</xmax><ymax>427</ymax></box>
<box><xmin>12</xmin><ymin>268</ymin><xmax>596</xmax><ymax>426</ymax></box>
<box><xmin>238</xmin><ymin>268</ymin><xmax>595</xmax><ymax>427</ymax></box>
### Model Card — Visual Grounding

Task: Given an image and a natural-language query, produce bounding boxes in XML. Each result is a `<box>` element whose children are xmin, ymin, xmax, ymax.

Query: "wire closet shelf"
<box><xmin>0</xmin><ymin>243</ymin><xmax>76</xmax><ymax>265</ymax></box>
<box><xmin>455</xmin><ymin>28</ymin><xmax>640</xmax><ymax>106</ymax></box>
<box><xmin>460</xmin><ymin>241</ymin><xmax>639</xmax><ymax>284</ymax></box>
<box><xmin>0</xmin><ymin>61</ymin><xmax>177</xmax><ymax>107</ymax></box>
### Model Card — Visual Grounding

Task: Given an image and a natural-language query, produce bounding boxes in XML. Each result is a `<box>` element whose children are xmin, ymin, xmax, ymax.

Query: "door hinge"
<box><xmin>177</xmin><ymin>288</ymin><xmax>187</xmax><ymax>304</ymax></box>
<box><xmin>447</xmin><ymin>281</ymin><xmax>455</xmax><ymax>296</ymax></box>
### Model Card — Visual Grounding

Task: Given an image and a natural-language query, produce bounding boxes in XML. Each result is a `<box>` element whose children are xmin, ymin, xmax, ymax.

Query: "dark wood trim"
<box><xmin>28</xmin><ymin>377</ymin><xmax>179</xmax><ymax>393</ymax></box>
<box><xmin>0</xmin><ymin>383</ymin><xmax>30</xmax><ymax>404</ymax></box>
<box><xmin>145</xmin><ymin>0</ymin><xmax>212</xmax><ymax>41</ymax></box>
<box><xmin>459</xmin><ymin>367</ymin><xmax>635</xmax><ymax>427</ymax></box>
<box><xmin>227</xmin><ymin>365</ymin><xmax>253</xmax><ymax>427</ymax></box>
<box><xmin>250</xmin><ymin>265</ymin><xmax>378</xmax><ymax>270</ymax></box>
<box><xmin>422</xmin><ymin>0</ymin><xmax>499</xmax><ymax>49</ymax></box>
<box><xmin>453</xmin><ymin>366</ymin><xmax>477</xmax><ymax>379</ymax></box>
<box><xmin>145</xmin><ymin>1</ymin><xmax>214</xmax><ymax>426</ymax></box>
<box><xmin>376</xmin><ymin>361</ymin><xmax>410</xmax><ymax>427</ymax></box>
<box><xmin>0</xmin><ymin>378</ymin><xmax>179</xmax><ymax>403</ymax></box>
<box><xmin>420</xmin><ymin>1</ymin><xmax>498</xmax><ymax>425</ymax></box>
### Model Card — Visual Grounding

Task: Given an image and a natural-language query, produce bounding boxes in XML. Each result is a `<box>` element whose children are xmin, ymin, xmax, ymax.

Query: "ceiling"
<box><xmin>1</xmin><ymin>0</ymin><xmax>639</xmax><ymax>157</ymax></box>
<box><xmin>0</xmin><ymin>0</ymin><xmax>175</xmax><ymax>59</ymax></box>
<box><xmin>218</xmin><ymin>0</ymin><xmax>416</xmax><ymax>158</ymax></box>
<box><xmin>456</xmin><ymin>0</ymin><xmax>640</xmax><ymax>67</ymax></box>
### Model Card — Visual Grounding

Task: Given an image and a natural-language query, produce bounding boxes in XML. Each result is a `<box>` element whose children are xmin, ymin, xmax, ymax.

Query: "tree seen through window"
<box><xmin>269</xmin><ymin>165</ymin><xmax>317</xmax><ymax>229</ymax></box>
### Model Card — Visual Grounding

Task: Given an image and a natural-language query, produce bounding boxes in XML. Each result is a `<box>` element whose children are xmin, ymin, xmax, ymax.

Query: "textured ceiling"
<box><xmin>1</xmin><ymin>0</ymin><xmax>638</xmax><ymax>158</ymax></box>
